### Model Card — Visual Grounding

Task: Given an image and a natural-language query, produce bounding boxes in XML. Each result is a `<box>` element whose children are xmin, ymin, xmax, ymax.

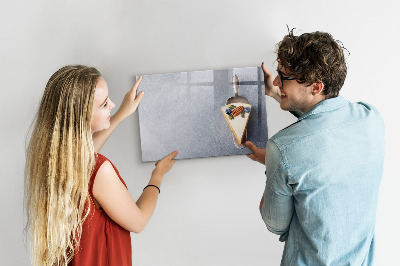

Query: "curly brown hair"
<box><xmin>277</xmin><ymin>30</ymin><xmax>348</xmax><ymax>98</ymax></box>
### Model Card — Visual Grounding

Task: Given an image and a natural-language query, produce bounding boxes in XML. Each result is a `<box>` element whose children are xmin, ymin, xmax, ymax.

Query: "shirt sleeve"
<box><xmin>260</xmin><ymin>139</ymin><xmax>294</xmax><ymax>241</ymax></box>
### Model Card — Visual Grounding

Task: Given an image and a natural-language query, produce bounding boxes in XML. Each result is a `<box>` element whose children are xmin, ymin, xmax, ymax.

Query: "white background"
<box><xmin>1</xmin><ymin>0</ymin><xmax>399</xmax><ymax>265</ymax></box>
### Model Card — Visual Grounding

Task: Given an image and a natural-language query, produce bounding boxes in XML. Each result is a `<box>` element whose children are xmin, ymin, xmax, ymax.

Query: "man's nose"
<box><xmin>273</xmin><ymin>75</ymin><xmax>280</xmax><ymax>87</ymax></box>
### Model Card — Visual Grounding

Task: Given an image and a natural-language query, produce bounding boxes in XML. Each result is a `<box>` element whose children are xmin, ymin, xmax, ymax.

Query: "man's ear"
<box><xmin>312</xmin><ymin>82</ymin><xmax>324</xmax><ymax>96</ymax></box>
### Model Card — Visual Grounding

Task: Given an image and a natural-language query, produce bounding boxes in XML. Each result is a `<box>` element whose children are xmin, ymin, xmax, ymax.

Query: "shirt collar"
<box><xmin>298</xmin><ymin>95</ymin><xmax>350</xmax><ymax>121</ymax></box>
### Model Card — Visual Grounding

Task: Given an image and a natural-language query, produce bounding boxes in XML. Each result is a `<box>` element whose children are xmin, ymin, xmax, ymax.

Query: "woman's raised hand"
<box><xmin>116</xmin><ymin>76</ymin><xmax>144</xmax><ymax>119</ymax></box>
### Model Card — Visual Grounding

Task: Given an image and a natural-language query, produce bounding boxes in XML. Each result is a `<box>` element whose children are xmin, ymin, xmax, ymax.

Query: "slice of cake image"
<box><xmin>221</xmin><ymin>103</ymin><xmax>251</xmax><ymax>148</ymax></box>
<box><xmin>221</xmin><ymin>74</ymin><xmax>251</xmax><ymax>148</ymax></box>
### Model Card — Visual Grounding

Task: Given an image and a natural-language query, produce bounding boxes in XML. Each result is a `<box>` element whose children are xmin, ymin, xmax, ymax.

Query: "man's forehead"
<box><xmin>277</xmin><ymin>63</ymin><xmax>295</xmax><ymax>76</ymax></box>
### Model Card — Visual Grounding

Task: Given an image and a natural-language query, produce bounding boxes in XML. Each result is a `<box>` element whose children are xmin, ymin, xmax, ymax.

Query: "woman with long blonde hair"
<box><xmin>25</xmin><ymin>65</ymin><xmax>177</xmax><ymax>265</ymax></box>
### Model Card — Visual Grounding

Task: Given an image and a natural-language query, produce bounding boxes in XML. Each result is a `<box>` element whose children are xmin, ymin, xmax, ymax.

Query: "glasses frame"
<box><xmin>277</xmin><ymin>70</ymin><xmax>297</xmax><ymax>86</ymax></box>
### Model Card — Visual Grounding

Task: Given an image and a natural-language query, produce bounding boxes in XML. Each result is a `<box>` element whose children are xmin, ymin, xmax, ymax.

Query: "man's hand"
<box><xmin>262</xmin><ymin>62</ymin><xmax>281</xmax><ymax>103</ymax></box>
<box><xmin>245</xmin><ymin>141</ymin><xmax>266</xmax><ymax>165</ymax></box>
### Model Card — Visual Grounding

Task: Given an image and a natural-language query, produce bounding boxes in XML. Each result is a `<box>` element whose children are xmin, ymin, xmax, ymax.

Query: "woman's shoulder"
<box><xmin>90</xmin><ymin>154</ymin><xmax>115</xmax><ymax>194</ymax></box>
<box><xmin>91</xmin><ymin>153</ymin><xmax>109</xmax><ymax>179</ymax></box>
<box><xmin>96</xmin><ymin>160</ymin><xmax>117</xmax><ymax>178</ymax></box>
<box><xmin>95</xmin><ymin>153</ymin><xmax>119</xmax><ymax>173</ymax></box>
<box><xmin>94</xmin><ymin>153</ymin><xmax>127</xmax><ymax>188</ymax></box>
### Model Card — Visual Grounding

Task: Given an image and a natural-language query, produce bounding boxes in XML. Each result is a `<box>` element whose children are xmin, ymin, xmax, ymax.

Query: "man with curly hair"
<box><xmin>246</xmin><ymin>30</ymin><xmax>385</xmax><ymax>265</ymax></box>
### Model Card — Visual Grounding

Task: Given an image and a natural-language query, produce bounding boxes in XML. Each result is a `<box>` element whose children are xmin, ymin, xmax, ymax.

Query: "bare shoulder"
<box><xmin>96</xmin><ymin>160</ymin><xmax>117</xmax><ymax>179</ymax></box>
<box><xmin>91</xmin><ymin>159</ymin><xmax>139</xmax><ymax>232</ymax></box>
<box><xmin>93</xmin><ymin>160</ymin><xmax>127</xmax><ymax>199</ymax></box>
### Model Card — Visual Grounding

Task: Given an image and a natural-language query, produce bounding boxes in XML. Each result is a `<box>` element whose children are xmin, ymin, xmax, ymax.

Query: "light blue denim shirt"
<box><xmin>261</xmin><ymin>96</ymin><xmax>385</xmax><ymax>266</ymax></box>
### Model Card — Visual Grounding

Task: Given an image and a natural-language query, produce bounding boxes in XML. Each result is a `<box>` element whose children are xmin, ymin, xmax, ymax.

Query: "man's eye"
<box><xmin>103</xmin><ymin>101</ymin><xmax>108</xmax><ymax>107</ymax></box>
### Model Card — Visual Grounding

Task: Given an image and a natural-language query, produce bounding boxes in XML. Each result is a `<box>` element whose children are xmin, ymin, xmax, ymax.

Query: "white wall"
<box><xmin>1</xmin><ymin>0</ymin><xmax>399</xmax><ymax>265</ymax></box>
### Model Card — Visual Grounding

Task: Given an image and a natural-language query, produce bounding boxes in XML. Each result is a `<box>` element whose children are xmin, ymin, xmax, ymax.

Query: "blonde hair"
<box><xmin>25</xmin><ymin>65</ymin><xmax>101</xmax><ymax>265</ymax></box>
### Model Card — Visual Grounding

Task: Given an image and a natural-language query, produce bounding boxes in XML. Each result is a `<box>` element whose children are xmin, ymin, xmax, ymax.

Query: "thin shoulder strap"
<box><xmin>88</xmin><ymin>153</ymin><xmax>108</xmax><ymax>198</ymax></box>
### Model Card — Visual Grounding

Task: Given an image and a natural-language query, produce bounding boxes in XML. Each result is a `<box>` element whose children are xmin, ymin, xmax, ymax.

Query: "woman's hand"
<box><xmin>262</xmin><ymin>62</ymin><xmax>282</xmax><ymax>103</ymax></box>
<box><xmin>115</xmin><ymin>76</ymin><xmax>144</xmax><ymax>120</ymax></box>
<box><xmin>93</xmin><ymin>151</ymin><xmax>178</xmax><ymax>234</ymax></box>
<box><xmin>92</xmin><ymin>77</ymin><xmax>144</xmax><ymax>152</ymax></box>
<box><xmin>152</xmin><ymin>151</ymin><xmax>178</xmax><ymax>179</ymax></box>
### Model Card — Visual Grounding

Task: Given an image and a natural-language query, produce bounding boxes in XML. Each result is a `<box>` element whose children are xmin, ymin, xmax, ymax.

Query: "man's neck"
<box><xmin>301</xmin><ymin>95</ymin><xmax>327</xmax><ymax>113</ymax></box>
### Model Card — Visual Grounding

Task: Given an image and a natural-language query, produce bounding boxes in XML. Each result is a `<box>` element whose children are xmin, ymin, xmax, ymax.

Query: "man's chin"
<box><xmin>279</xmin><ymin>103</ymin><xmax>290</xmax><ymax>111</ymax></box>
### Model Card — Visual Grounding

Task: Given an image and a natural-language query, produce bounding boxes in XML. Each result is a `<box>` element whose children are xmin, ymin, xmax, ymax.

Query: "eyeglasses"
<box><xmin>277</xmin><ymin>70</ymin><xmax>297</xmax><ymax>86</ymax></box>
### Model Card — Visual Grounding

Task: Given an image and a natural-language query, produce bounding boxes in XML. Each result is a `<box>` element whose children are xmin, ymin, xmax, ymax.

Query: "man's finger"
<box><xmin>261</xmin><ymin>62</ymin><xmax>272</xmax><ymax>77</ymax></box>
<box><xmin>246</xmin><ymin>153</ymin><xmax>256</xmax><ymax>161</ymax></box>
<box><xmin>245</xmin><ymin>141</ymin><xmax>258</xmax><ymax>152</ymax></box>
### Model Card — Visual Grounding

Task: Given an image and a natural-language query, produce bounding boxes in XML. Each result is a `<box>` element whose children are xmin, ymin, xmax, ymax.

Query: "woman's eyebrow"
<box><xmin>100</xmin><ymin>97</ymin><xmax>108</xmax><ymax>107</ymax></box>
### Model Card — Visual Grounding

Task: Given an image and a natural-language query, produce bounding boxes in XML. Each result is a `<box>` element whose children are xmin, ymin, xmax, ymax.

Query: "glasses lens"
<box><xmin>279</xmin><ymin>72</ymin><xmax>284</xmax><ymax>86</ymax></box>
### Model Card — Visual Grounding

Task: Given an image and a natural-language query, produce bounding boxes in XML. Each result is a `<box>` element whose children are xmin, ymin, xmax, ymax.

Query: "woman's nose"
<box><xmin>109</xmin><ymin>100</ymin><xmax>115</xmax><ymax>109</ymax></box>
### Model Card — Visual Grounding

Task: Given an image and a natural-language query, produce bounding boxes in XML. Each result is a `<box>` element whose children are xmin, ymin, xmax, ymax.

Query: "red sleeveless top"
<box><xmin>69</xmin><ymin>153</ymin><xmax>132</xmax><ymax>266</ymax></box>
